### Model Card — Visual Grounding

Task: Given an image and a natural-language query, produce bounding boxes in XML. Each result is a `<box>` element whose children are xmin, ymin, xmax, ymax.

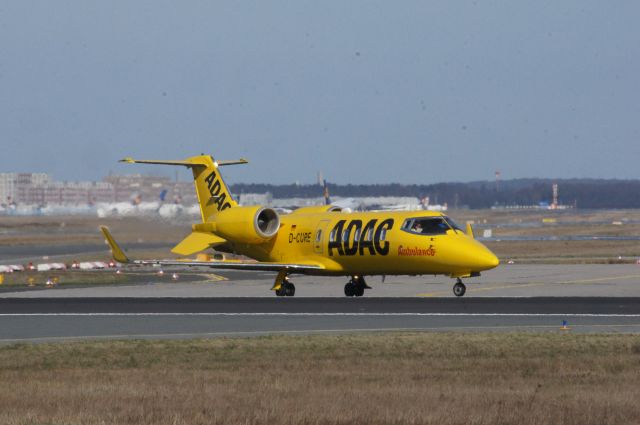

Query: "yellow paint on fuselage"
<box><xmin>230</xmin><ymin>210</ymin><xmax>499</xmax><ymax>277</ymax></box>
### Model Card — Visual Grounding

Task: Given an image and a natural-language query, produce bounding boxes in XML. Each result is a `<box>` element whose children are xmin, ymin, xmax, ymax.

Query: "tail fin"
<box><xmin>120</xmin><ymin>155</ymin><xmax>247</xmax><ymax>222</ymax></box>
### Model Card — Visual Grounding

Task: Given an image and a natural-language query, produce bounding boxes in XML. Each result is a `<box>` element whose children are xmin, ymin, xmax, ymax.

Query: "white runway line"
<box><xmin>2</xmin><ymin>313</ymin><xmax>640</xmax><ymax>317</ymax></box>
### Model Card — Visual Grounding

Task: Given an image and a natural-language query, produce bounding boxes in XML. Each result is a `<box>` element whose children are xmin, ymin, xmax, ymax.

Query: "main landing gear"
<box><xmin>275</xmin><ymin>276</ymin><xmax>295</xmax><ymax>297</ymax></box>
<box><xmin>452</xmin><ymin>278</ymin><xmax>466</xmax><ymax>297</ymax></box>
<box><xmin>273</xmin><ymin>270</ymin><xmax>295</xmax><ymax>297</ymax></box>
<box><xmin>344</xmin><ymin>276</ymin><xmax>370</xmax><ymax>297</ymax></box>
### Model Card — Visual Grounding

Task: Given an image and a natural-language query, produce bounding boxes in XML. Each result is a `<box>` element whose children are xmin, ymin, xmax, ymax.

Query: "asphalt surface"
<box><xmin>1</xmin><ymin>264</ymin><xmax>640</xmax><ymax>341</ymax></box>
<box><xmin>2</xmin><ymin>297</ymin><xmax>640</xmax><ymax>342</ymax></box>
<box><xmin>4</xmin><ymin>297</ymin><xmax>640</xmax><ymax>314</ymax></box>
<box><xmin>3</xmin><ymin>264</ymin><xmax>640</xmax><ymax>298</ymax></box>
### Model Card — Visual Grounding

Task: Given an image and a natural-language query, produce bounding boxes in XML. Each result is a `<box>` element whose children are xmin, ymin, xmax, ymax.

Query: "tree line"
<box><xmin>230</xmin><ymin>179</ymin><xmax>640</xmax><ymax>209</ymax></box>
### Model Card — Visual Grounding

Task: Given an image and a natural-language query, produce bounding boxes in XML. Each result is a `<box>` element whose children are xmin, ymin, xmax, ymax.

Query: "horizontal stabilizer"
<box><xmin>120</xmin><ymin>157</ymin><xmax>248</xmax><ymax>168</ymax></box>
<box><xmin>171</xmin><ymin>232</ymin><xmax>226</xmax><ymax>256</ymax></box>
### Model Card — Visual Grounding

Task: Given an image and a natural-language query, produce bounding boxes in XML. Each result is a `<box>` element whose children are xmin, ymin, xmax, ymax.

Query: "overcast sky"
<box><xmin>1</xmin><ymin>1</ymin><xmax>638</xmax><ymax>184</ymax></box>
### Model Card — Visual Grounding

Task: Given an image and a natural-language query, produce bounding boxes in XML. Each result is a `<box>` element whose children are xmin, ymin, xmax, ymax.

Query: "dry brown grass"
<box><xmin>0</xmin><ymin>216</ymin><xmax>189</xmax><ymax>246</ymax></box>
<box><xmin>485</xmin><ymin>240</ymin><xmax>640</xmax><ymax>263</ymax></box>
<box><xmin>0</xmin><ymin>333</ymin><xmax>639</xmax><ymax>424</ymax></box>
<box><xmin>452</xmin><ymin>209</ymin><xmax>640</xmax><ymax>227</ymax></box>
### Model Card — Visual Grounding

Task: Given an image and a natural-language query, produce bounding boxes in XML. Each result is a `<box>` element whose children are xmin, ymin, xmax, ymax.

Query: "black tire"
<box><xmin>344</xmin><ymin>283</ymin><xmax>355</xmax><ymax>297</ymax></box>
<box><xmin>285</xmin><ymin>283</ymin><xmax>296</xmax><ymax>297</ymax></box>
<box><xmin>275</xmin><ymin>287</ymin><xmax>286</xmax><ymax>297</ymax></box>
<box><xmin>453</xmin><ymin>282</ymin><xmax>466</xmax><ymax>297</ymax></box>
<box><xmin>355</xmin><ymin>286</ymin><xmax>365</xmax><ymax>297</ymax></box>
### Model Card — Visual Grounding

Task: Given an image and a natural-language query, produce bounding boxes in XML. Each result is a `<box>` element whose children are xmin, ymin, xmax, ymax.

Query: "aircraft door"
<box><xmin>314</xmin><ymin>220</ymin><xmax>330</xmax><ymax>254</ymax></box>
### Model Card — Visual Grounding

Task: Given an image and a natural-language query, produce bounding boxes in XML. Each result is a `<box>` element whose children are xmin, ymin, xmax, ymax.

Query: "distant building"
<box><xmin>0</xmin><ymin>173</ymin><xmax>50</xmax><ymax>205</ymax></box>
<box><xmin>0</xmin><ymin>172</ymin><xmax>196</xmax><ymax>207</ymax></box>
<box><xmin>39</xmin><ymin>181</ymin><xmax>115</xmax><ymax>205</ymax></box>
<box><xmin>103</xmin><ymin>174</ymin><xmax>196</xmax><ymax>204</ymax></box>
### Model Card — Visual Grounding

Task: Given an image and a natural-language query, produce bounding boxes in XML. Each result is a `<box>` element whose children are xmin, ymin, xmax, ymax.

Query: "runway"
<box><xmin>2</xmin><ymin>297</ymin><xmax>640</xmax><ymax>342</ymax></box>
<box><xmin>2</xmin><ymin>264</ymin><xmax>640</xmax><ymax>341</ymax></box>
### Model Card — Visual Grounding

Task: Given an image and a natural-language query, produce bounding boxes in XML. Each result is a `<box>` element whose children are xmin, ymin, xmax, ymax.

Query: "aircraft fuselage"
<box><xmin>232</xmin><ymin>210</ymin><xmax>499</xmax><ymax>278</ymax></box>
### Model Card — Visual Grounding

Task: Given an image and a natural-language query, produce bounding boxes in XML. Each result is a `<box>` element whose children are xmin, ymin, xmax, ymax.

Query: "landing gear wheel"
<box><xmin>345</xmin><ymin>277</ymin><xmax>367</xmax><ymax>297</ymax></box>
<box><xmin>284</xmin><ymin>282</ymin><xmax>295</xmax><ymax>297</ymax></box>
<box><xmin>354</xmin><ymin>276</ymin><xmax>367</xmax><ymax>297</ymax></box>
<box><xmin>344</xmin><ymin>282</ymin><xmax>356</xmax><ymax>297</ymax></box>
<box><xmin>453</xmin><ymin>281</ymin><xmax>466</xmax><ymax>297</ymax></box>
<box><xmin>275</xmin><ymin>276</ymin><xmax>295</xmax><ymax>297</ymax></box>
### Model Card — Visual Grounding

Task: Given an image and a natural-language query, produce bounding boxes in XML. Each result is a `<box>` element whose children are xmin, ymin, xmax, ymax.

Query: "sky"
<box><xmin>1</xmin><ymin>1</ymin><xmax>639</xmax><ymax>184</ymax></box>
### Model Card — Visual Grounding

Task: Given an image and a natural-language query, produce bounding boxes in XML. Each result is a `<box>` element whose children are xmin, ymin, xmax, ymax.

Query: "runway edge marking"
<box><xmin>2</xmin><ymin>313</ymin><xmax>640</xmax><ymax>317</ymax></box>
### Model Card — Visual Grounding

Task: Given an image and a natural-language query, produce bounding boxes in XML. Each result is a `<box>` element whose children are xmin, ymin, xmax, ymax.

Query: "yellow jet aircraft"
<box><xmin>101</xmin><ymin>154</ymin><xmax>499</xmax><ymax>297</ymax></box>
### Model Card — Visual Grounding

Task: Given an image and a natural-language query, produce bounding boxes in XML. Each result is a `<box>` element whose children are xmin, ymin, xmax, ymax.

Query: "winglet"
<box><xmin>100</xmin><ymin>226</ymin><xmax>130</xmax><ymax>263</ymax></box>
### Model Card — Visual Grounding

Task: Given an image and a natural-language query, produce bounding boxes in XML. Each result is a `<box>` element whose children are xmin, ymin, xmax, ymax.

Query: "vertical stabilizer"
<box><xmin>120</xmin><ymin>154</ymin><xmax>247</xmax><ymax>222</ymax></box>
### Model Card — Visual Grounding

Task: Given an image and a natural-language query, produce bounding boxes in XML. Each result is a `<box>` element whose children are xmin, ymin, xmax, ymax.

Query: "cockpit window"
<box><xmin>443</xmin><ymin>216</ymin><xmax>463</xmax><ymax>233</ymax></box>
<box><xmin>401</xmin><ymin>217</ymin><xmax>451</xmax><ymax>235</ymax></box>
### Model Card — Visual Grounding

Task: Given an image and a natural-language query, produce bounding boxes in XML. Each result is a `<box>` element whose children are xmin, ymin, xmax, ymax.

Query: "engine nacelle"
<box><xmin>289</xmin><ymin>205</ymin><xmax>342</xmax><ymax>215</ymax></box>
<box><xmin>214</xmin><ymin>206</ymin><xmax>280</xmax><ymax>244</ymax></box>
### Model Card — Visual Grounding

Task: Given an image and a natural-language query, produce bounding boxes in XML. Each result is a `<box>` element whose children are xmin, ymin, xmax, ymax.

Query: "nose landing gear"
<box><xmin>344</xmin><ymin>276</ymin><xmax>369</xmax><ymax>297</ymax></box>
<box><xmin>453</xmin><ymin>278</ymin><xmax>466</xmax><ymax>297</ymax></box>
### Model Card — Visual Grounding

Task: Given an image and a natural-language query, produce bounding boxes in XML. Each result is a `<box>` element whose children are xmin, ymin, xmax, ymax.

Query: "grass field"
<box><xmin>1</xmin><ymin>333</ymin><xmax>639</xmax><ymax>425</ymax></box>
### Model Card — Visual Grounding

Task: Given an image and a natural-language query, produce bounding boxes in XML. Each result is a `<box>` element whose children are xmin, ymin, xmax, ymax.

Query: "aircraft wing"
<box><xmin>100</xmin><ymin>226</ymin><xmax>323</xmax><ymax>273</ymax></box>
<box><xmin>123</xmin><ymin>259</ymin><xmax>322</xmax><ymax>272</ymax></box>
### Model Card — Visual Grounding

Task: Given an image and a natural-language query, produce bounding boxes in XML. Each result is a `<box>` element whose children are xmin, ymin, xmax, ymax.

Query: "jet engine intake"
<box><xmin>214</xmin><ymin>206</ymin><xmax>280</xmax><ymax>244</ymax></box>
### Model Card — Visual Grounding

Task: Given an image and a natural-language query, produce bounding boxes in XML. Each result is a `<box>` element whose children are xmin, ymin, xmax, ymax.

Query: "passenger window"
<box><xmin>343</xmin><ymin>229</ymin><xmax>350</xmax><ymax>242</ymax></box>
<box><xmin>315</xmin><ymin>230</ymin><xmax>322</xmax><ymax>243</ymax></box>
<box><xmin>379</xmin><ymin>228</ymin><xmax>387</xmax><ymax>241</ymax></box>
<box><xmin>354</xmin><ymin>228</ymin><xmax>361</xmax><ymax>242</ymax></box>
<box><xmin>329</xmin><ymin>228</ymin><xmax>336</xmax><ymax>242</ymax></box>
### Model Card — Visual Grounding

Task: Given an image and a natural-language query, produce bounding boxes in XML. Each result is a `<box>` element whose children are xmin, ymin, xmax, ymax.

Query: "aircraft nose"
<box><xmin>467</xmin><ymin>240</ymin><xmax>500</xmax><ymax>270</ymax></box>
<box><xmin>483</xmin><ymin>251</ymin><xmax>500</xmax><ymax>269</ymax></box>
